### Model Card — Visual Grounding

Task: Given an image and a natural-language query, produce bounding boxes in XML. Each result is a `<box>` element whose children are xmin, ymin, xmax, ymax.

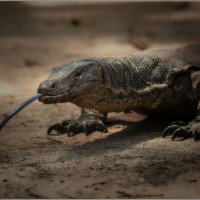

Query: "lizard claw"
<box><xmin>67</xmin><ymin>124</ymin><xmax>75</xmax><ymax>137</ymax></box>
<box><xmin>96</xmin><ymin>122</ymin><xmax>108</xmax><ymax>133</ymax></box>
<box><xmin>162</xmin><ymin>120</ymin><xmax>200</xmax><ymax>141</ymax></box>
<box><xmin>83</xmin><ymin>124</ymin><xmax>90</xmax><ymax>136</ymax></box>
<box><xmin>47</xmin><ymin>118</ymin><xmax>108</xmax><ymax>137</ymax></box>
<box><xmin>162</xmin><ymin>125</ymin><xmax>180</xmax><ymax>138</ymax></box>
<box><xmin>83</xmin><ymin>121</ymin><xmax>108</xmax><ymax>136</ymax></box>
<box><xmin>47</xmin><ymin>123</ymin><xmax>68</xmax><ymax>135</ymax></box>
<box><xmin>171</xmin><ymin>127</ymin><xmax>191</xmax><ymax>141</ymax></box>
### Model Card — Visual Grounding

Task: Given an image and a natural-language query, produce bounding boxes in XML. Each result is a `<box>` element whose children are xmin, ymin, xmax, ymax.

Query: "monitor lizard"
<box><xmin>38</xmin><ymin>44</ymin><xmax>200</xmax><ymax>141</ymax></box>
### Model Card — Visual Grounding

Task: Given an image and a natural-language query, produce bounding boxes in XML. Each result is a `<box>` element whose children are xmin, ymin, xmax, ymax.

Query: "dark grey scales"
<box><xmin>38</xmin><ymin>44</ymin><xmax>200</xmax><ymax>141</ymax></box>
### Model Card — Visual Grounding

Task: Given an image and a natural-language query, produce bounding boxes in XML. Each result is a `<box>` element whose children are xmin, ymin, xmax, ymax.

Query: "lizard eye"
<box><xmin>73</xmin><ymin>69</ymin><xmax>83</xmax><ymax>78</ymax></box>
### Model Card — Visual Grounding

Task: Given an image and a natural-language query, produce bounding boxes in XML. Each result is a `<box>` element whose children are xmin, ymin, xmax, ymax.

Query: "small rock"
<box><xmin>24</xmin><ymin>59</ymin><xmax>39</xmax><ymax>67</ymax></box>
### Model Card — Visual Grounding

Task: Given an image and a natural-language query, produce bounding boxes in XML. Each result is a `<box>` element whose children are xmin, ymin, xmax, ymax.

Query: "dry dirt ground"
<box><xmin>0</xmin><ymin>2</ymin><xmax>200</xmax><ymax>198</ymax></box>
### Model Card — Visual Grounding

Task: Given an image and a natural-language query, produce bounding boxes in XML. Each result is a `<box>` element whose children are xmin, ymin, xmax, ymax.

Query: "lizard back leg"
<box><xmin>162</xmin><ymin>68</ymin><xmax>200</xmax><ymax>141</ymax></box>
<box><xmin>162</xmin><ymin>101</ymin><xmax>200</xmax><ymax>141</ymax></box>
<box><xmin>48</xmin><ymin>108</ymin><xmax>107</xmax><ymax>137</ymax></box>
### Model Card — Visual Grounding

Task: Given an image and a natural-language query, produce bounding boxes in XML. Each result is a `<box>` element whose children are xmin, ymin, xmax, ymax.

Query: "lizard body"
<box><xmin>38</xmin><ymin>44</ymin><xmax>200</xmax><ymax>140</ymax></box>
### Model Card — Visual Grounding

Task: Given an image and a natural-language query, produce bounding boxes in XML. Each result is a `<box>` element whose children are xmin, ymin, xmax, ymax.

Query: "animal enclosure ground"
<box><xmin>0</xmin><ymin>2</ymin><xmax>200</xmax><ymax>198</ymax></box>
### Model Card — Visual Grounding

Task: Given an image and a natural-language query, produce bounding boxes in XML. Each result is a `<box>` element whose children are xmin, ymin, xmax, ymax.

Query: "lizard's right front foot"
<box><xmin>47</xmin><ymin>118</ymin><xmax>108</xmax><ymax>137</ymax></box>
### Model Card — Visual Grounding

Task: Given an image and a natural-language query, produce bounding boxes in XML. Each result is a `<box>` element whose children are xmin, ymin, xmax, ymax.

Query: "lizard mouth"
<box><xmin>38</xmin><ymin>90</ymin><xmax>76</xmax><ymax>104</ymax></box>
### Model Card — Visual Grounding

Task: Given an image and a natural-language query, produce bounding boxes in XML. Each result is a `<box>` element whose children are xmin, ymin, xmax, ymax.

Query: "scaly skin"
<box><xmin>38</xmin><ymin>44</ymin><xmax>200</xmax><ymax>140</ymax></box>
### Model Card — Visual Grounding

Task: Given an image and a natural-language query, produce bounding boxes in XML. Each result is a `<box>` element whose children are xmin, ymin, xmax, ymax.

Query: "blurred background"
<box><xmin>1</xmin><ymin>1</ymin><xmax>200</xmax><ymax>96</ymax></box>
<box><xmin>1</xmin><ymin>2</ymin><xmax>200</xmax><ymax>198</ymax></box>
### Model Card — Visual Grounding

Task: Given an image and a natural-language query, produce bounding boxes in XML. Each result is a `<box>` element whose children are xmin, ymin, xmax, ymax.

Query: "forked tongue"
<box><xmin>0</xmin><ymin>93</ymin><xmax>44</xmax><ymax>130</ymax></box>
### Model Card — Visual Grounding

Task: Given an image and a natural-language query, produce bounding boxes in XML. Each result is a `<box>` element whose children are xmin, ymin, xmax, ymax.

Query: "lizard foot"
<box><xmin>162</xmin><ymin>120</ymin><xmax>200</xmax><ymax>141</ymax></box>
<box><xmin>47</xmin><ymin>118</ymin><xmax>108</xmax><ymax>137</ymax></box>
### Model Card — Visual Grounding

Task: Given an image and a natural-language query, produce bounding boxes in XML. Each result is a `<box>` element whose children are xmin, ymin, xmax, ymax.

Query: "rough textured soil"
<box><xmin>0</xmin><ymin>2</ymin><xmax>200</xmax><ymax>198</ymax></box>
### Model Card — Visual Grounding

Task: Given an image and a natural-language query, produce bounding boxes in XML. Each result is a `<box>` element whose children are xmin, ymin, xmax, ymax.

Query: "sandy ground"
<box><xmin>0</xmin><ymin>2</ymin><xmax>200</xmax><ymax>198</ymax></box>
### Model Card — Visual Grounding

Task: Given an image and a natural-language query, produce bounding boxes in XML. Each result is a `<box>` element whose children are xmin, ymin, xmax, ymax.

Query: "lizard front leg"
<box><xmin>48</xmin><ymin>108</ymin><xmax>108</xmax><ymax>137</ymax></box>
<box><xmin>162</xmin><ymin>102</ymin><xmax>200</xmax><ymax>141</ymax></box>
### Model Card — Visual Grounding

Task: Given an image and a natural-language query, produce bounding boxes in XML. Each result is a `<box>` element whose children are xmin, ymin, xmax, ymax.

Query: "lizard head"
<box><xmin>38</xmin><ymin>60</ymin><xmax>102</xmax><ymax>104</ymax></box>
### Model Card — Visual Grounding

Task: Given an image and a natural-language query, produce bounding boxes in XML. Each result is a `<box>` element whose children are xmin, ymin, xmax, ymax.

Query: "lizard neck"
<box><xmin>93</xmin><ymin>56</ymin><xmax>139</xmax><ymax>95</ymax></box>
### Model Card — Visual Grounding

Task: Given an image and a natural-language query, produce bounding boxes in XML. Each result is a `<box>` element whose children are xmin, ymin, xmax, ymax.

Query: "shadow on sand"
<box><xmin>58</xmin><ymin>117</ymin><xmax>171</xmax><ymax>161</ymax></box>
